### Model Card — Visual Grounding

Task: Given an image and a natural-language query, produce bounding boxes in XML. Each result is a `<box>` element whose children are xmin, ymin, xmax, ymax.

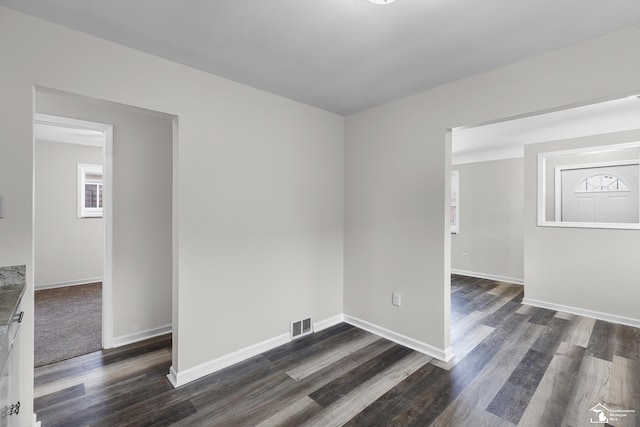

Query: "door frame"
<box><xmin>34</xmin><ymin>113</ymin><xmax>115</xmax><ymax>348</ymax></box>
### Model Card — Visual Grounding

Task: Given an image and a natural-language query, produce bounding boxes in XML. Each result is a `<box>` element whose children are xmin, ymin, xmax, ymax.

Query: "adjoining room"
<box><xmin>32</xmin><ymin>87</ymin><xmax>174</xmax><ymax>376</ymax></box>
<box><xmin>0</xmin><ymin>2</ymin><xmax>639</xmax><ymax>426</ymax></box>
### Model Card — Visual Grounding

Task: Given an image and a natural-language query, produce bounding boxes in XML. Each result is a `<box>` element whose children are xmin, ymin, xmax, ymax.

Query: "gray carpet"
<box><xmin>34</xmin><ymin>282</ymin><xmax>102</xmax><ymax>367</ymax></box>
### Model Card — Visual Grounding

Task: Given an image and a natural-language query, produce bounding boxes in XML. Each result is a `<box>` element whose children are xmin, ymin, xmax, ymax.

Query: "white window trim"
<box><xmin>537</xmin><ymin>141</ymin><xmax>640</xmax><ymax>230</ymax></box>
<box><xmin>553</xmin><ymin>159</ymin><xmax>639</xmax><ymax>222</ymax></box>
<box><xmin>77</xmin><ymin>163</ymin><xmax>104</xmax><ymax>218</ymax></box>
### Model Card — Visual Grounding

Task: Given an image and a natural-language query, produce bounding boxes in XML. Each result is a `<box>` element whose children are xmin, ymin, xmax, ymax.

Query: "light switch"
<box><xmin>392</xmin><ymin>292</ymin><xmax>401</xmax><ymax>307</ymax></box>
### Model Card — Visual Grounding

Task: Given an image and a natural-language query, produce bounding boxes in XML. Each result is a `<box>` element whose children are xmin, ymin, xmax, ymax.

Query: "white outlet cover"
<box><xmin>392</xmin><ymin>292</ymin><xmax>401</xmax><ymax>307</ymax></box>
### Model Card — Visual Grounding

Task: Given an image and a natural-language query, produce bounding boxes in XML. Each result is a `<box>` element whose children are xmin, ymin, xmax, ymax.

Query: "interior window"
<box><xmin>78</xmin><ymin>163</ymin><xmax>103</xmax><ymax>218</ymax></box>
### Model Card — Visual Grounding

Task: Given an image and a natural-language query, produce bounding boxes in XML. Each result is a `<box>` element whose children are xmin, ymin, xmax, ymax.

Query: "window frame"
<box><xmin>77</xmin><ymin>163</ymin><xmax>104</xmax><ymax>218</ymax></box>
<box><xmin>537</xmin><ymin>141</ymin><xmax>640</xmax><ymax>230</ymax></box>
<box><xmin>553</xmin><ymin>160</ymin><xmax>639</xmax><ymax>223</ymax></box>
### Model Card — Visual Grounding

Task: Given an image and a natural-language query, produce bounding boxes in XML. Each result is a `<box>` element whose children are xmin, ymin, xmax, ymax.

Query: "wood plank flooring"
<box><xmin>34</xmin><ymin>275</ymin><xmax>640</xmax><ymax>426</ymax></box>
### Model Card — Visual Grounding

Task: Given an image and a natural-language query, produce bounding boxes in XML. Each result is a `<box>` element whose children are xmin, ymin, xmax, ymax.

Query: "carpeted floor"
<box><xmin>34</xmin><ymin>282</ymin><xmax>102</xmax><ymax>367</ymax></box>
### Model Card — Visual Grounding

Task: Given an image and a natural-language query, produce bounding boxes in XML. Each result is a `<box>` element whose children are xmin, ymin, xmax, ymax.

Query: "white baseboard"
<box><xmin>35</xmin><ymin>277</ymin><xmax>103</xmax><ymax>290</ymax></box>
<box><xmin>451</xmin><ymin>269</ymin><xmax>524</xmax><ymax>286</ymax></box>
<box><xmin>167</xmin><ymin>366</ymin><xmax>180</xmax><ymax>388</ymax></box>
<box><xmin>314</xmin><ymin>314</ymin><xmax>344</xmax><ymax>332</ymax></box>
<box><xmin>522</xmin><ymin>298</ymin><xmax>640</xmax><ymax>328</ymax></box>
<box><xmin>167</xmin><ymin>332</ymin><xmax>291</xmax><ymax>388</ymax></box>
<box><xmin>113</xmin><ymin>324</ymin><xmax>172</xmax><ymax>348</ymax></box>
<box><xmin>343</xmin><ymin>315</ymin><xmax>454</xmax><ymax>362</ymax></box>
<box><xmin>167</xmin><ymin>313</ymin><xmax>349</xmax><ymax>388</ymax></box>
<box><xmin>167</xmin><ymin>312</ymin><xmax>455</xmax><ymax>388</ymax></box>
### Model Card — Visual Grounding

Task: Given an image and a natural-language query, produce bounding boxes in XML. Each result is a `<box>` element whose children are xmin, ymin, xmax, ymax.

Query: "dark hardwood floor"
<box><xmin>34</xmin><ymin>275</ymin><xmax>640</xmax><ymax>426</ymax></box>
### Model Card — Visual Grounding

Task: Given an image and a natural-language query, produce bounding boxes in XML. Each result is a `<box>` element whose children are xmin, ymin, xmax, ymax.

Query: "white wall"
<box><xmin>0</xmin><ymin>7</ymin><xmax>344</xmax><ymax>424</ymax></box>
<box><xmin>35</xmin><ymin>140</ymin><xmax>103</xmax><ymax>288</ymax></box>
<box><xmin>36</xmin><ymin>90</ymin><xmax>174</xmax><ymax>340</ymax></box>
<box><xmin>524</xmin><ymin>129</ymin><xmax>640</xmax><ymax>325</ymax></box>
<box><xmin>451</xmin><ymin>158</ymin><xmax>524</xmax><ymax>282</ymax></box>
<box><xmin>3</xmin><ymin>6</ymin><xmax>640</xmax><ymax>425</ymax></box>
<box><xmin>344</xmin><ymin>23</ymin><xmax>640</xmax><ymax>358</ymax></box>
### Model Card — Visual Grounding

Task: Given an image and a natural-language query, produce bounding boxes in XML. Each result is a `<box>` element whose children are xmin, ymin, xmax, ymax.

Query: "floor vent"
<box><xmin>290</xmin><ymin>317</ymin><xmax>312</xmax><ymax>340</ymax></box>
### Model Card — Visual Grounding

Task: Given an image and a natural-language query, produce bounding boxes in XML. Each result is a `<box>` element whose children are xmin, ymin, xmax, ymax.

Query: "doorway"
<box><xmin>450</xmin><ymin>95</ymin><xmax>640</xmax><ymax>283</ymax></box>
<box><xmin>33</xmin><ymin>87</ymin><xmax>175</xmax><ymax>369</ymax></box>
<box><xmin>33</xmin><ymin>113</ymin><xmax>113</xmax><ymax>366</ymax></box>
<box><xmin>447</xmin><ymin>94</ymin><xmax>640</xmax><ymax>364</ymax></box>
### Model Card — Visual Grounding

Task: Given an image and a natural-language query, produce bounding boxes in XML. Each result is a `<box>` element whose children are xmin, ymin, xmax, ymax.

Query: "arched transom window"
<box><xmin>575</xmin><ymin>174</ymin><xmax>629</xmax><ymax>193</ymax></box>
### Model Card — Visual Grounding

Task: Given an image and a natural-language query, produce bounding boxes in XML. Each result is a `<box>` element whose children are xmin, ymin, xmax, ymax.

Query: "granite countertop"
<box><xmin>0</xmin><ymin>265</ymin><xmax>26</xmax><ymax>335</ymax></box>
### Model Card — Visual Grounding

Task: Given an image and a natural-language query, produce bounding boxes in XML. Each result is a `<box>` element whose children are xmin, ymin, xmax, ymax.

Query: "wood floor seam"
<box><xmin>33</xmin><ymin>275</ymin><xmax>640</xmax><ymax>426</ymax></box>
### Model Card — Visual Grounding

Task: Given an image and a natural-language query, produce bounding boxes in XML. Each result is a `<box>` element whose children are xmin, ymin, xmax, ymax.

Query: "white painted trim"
<box><xmin>522</xmin><ymin>298</ymin><xmax>640</xmax><ymax>328</ymax></box>
<box><xmin>538</xmin><ymin>219</ymin><xmax>640</xmax><ymax>230</ymax></box>
<box><xmin>35</xmin><ymin>277</ymin><xmax>103</xmax><ymax>290</ymax></box>
<box><xmin>166</xmin><ymin>312</ymin><xmax>455</xmax><ymax>388</ymax></box>
<box><xmin>167</xmin><ymin>332</ymin><xmax>291</xmax><ymax>387</ymax></box>
<box><xmin>35</xmin><ymin>113</ymin><xmax>105</xmax><ymax>147</ymax></box>
<box><xmin>167</xmin><ymin>366</ymin><xmax>179</xmax><ymax>388</ymax></box>
<box><xmin>452</xmin><ymin>146</ymin><xmax>524</xmax><ymax>166</ymax></box>
<box><xmin>451</xmin><ymin>269</ymin><xmax>524</xmax><ymax>286</ymax></box>
<box><xmin>35</xmin><ymin>113</ymin><xmax>110</xmax><ymax>132</ymax></box>
<box><xmin>313</xmin><ymin>314</ymin><xmax>344</xmax><ymax>332</ymax></box>
<box><xmin>167</xmin><ymin>313</ymin><xmax>347</xmax><ymax>388</ymax></box>
<box><xmin>451</xmin><ymin>170</ymin><xmax>459</xmax><ymax>234</ymax></box>
<box><xmin>538</xmin><ymin>151</ymin><xmax>547</xmax><ymax>226</ymax></box>
<box><xmin>113</xmin><ymin>324</ymin><xmax>172</xmax><ymax>348</ymax></box>
<box><xmin>554</xmin><ymin>166</ymin><xmax>562</xmax><ymax>221</ymax></box>
<box><xmin>33</xmin><ymin>113</ymin><xmax>114</xmax><ymax>349</ymax></box>
<box><xmin>33</xmin><ymin>413</ymin><xmax>41</xmax><ymax>427</ymax></box>
<box><xmin>557</xmin><ymin>159</ymin><xmax>640</xmax><ymax>174</ymax></box>
<box><xmin>343</xmin><ymin>315</ymin><xmax>454</xmax><ymax>362</ymax></box>
<box><xmin>102</xmin><ymin>125</ymin><xmax>114</xmax><ymax>349</ymax></box>
<box><xmin>76</xmin><ymin>162</ymin><xmax>103</xmax><ymax>218</ymax></box>
<box><xmin>554</xmin><ymin>160</ymin><xmax>639</xmax><ymax>222</ymax></box>
<box><xmin>170</xmin><ymin>116</ymin><xmax>180</xmax><ymax>387</ymax></box>
<box><xmin>538</xmin><ymin>141</ymin><xmax>640</xmax><ymax>229</ymax></box>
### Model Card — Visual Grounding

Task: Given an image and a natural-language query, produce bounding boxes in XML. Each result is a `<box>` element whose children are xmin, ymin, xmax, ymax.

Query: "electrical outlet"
<box><xmin>392</xmin><ymin>292</ymin><xmax>401</xmax><ymax>307</ymax></box>
<box><xmin>462</xmin><ymin>252</ymin><xmax>469</xmax><ymax>260</ymax></box>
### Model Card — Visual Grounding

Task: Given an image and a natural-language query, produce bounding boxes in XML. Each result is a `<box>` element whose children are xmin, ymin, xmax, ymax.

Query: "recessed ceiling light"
<box><xmin>369</xmin><ymin>0</ymin><xmax>396</xmax><ymax>4</ymax></box>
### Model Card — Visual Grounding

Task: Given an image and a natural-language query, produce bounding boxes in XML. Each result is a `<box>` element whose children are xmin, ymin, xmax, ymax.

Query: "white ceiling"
<box><xmin>34</xmin><ymin>122</ymin><xmax>103</xmax><ymax>147</ymax></box>
<box><xmin>2</xmin><ymin>0</ymin><xmax>640</xmax><ymax>115</ymax></box>
<box><xmin>453</xmin><ymin>96</ymin><xmax>640</xmax><ymax>164</ymax></box>
<box><xmin>34</xmin><ymin>113</ymin><xmax>106</xmax><ymax>146</ymax></box>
